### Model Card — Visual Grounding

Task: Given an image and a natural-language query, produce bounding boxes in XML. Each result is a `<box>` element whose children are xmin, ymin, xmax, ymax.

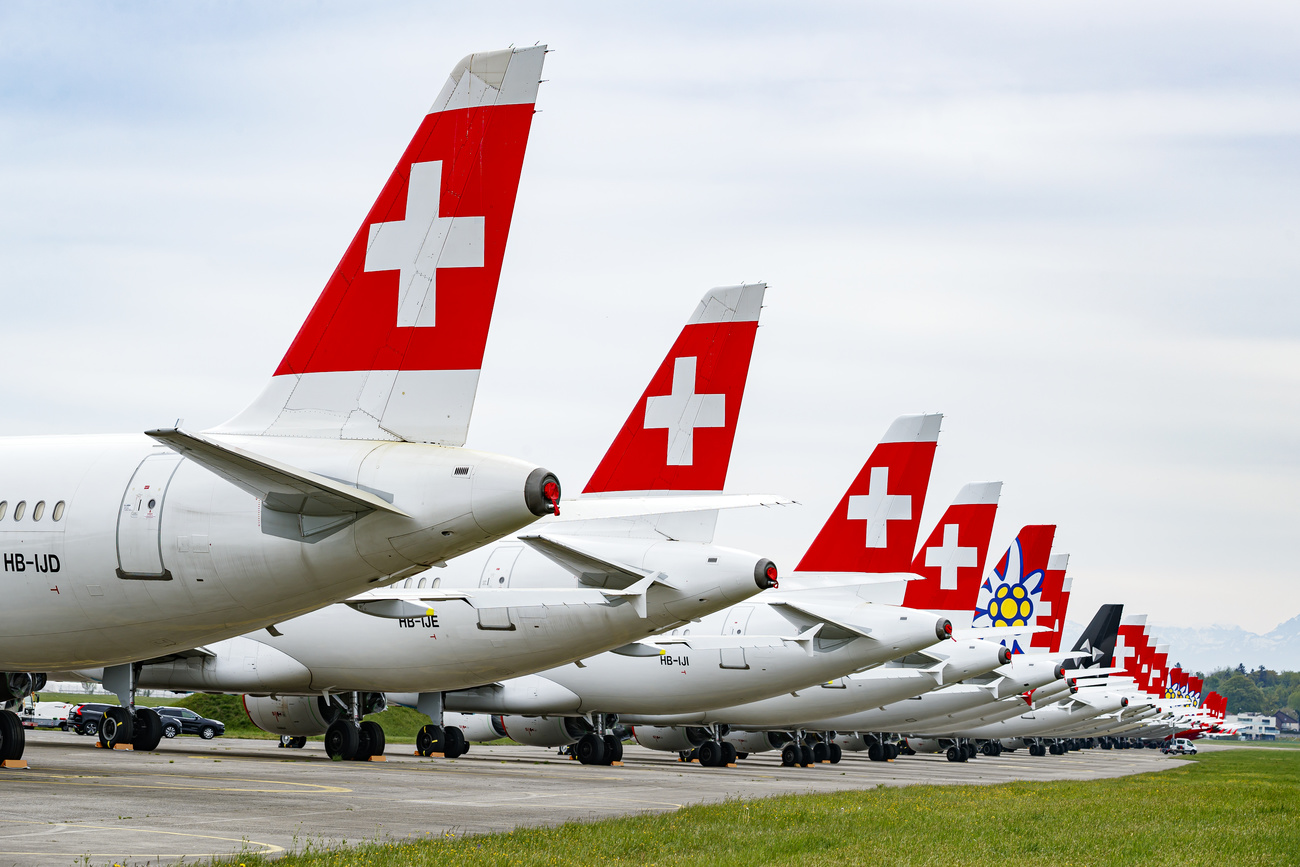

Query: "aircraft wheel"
<box><xmin>799</xmin><ymin>744</ymin><xmax>814</xmax><ymax>768</ymax></box>
<box><xmin>360</xmin><ymin>721</ymin><xmax>385</xmax><ymax>758</ymax></box>
<box><xmin>101</xmin><ymin>707</ymin><xmax>133</xmax><ymax>749</ymax></box>
<box><xmin>946</xmin><ymin>746</ymin><xmax>961</xmax><ymax>762</ymax></box>
<box><xmin>812</xmin><ymin>742</ymin><xmax>829</xmax><ymax>763</ymax></box>
<box><xmin>290</xmin><ymin>736</ymin><xmax>307</xmax><ymax>749</ymax></box>
<box><xmin>352</xmin><ymin>722</ymin><xmax>376</xmax><ymax>761</ymax></box>
<box><xmin>603</xmin><ymin>734</ymin><xmax>623</xmax><ymax>765</ymax></box>
<box><xmin>963</xmin><ymin>743</ymin><xmax>977</xmax><ymax>760</ymax></box>
<box><xmin>886</xmin><ymin>743</ymin><xmax>900</xmax><ymax>761</ymax></box>
<box><xmin>902</xmin><ymin>745</ymin><xmax>916</xmax><ymax>756</ymax></box>
<box><xmin>416</xmin><ymin>724</ymin><xmax>443</xmax><ymax>757</ymax></box>
<box><xmin>721</xmin><ymin>742</ymin><xmax>737</xmax><ymax>766</ymax></box>
<box><xmin>867</xmin><ymin>743</ymin><xmax>884</xmax><ymax>762</ymax></box>
<box><xmin>442</xmin><ymin>726</ymin><xmax>466</xmax><ymax>759</ymax></box>
<box><xmin>697</xmin><ymin>740</ymin><xmax>723</xmax><ymax>768</ymax></box>
<box><xmin>736</xmin><ymin>752</ymin><xmax>749</xmax><ymax>760</ymax></box>
<box><xmin>575</xmin><ymin>733</ymin><xmax>606</xmax><ymax>765</ymax></box>
<box><xmin>324</xmin><ymin>720</ymin><xmax>359</xmax><ymax>761</ymax></box>
<box><xmin>829</xmin><ymin>743</ymin><xmax>842</xmax><ymax>764</ymax></box>
<box><xmin>0</xmin><ymin>710</ymin><xmax>25</xmax><ymax>761</ymax></box>
<box><xmin>781</xmin><ymin>744</ymin><xmax>799</xmax><ymax>767</ymax></box>
<box><xmin>133</xmin><ymin>708</ymin><xmax>164</xmax><ymax>752</ymax></box>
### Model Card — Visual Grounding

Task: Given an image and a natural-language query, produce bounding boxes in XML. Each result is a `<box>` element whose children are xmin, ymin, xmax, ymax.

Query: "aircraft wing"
<box><xmin>148</xmin><ymin>427</ymin><xmax>409</xmax><ymax>517</ymax></box>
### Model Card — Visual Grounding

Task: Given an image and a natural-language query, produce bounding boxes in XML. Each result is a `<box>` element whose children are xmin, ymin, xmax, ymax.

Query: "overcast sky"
<box><xmin>2</xmin><ymin>2</ymin><xmax>1297</xmax><ymax>634</ymax></box>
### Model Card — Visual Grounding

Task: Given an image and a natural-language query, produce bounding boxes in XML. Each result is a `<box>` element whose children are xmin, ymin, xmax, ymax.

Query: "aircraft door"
<box><xmin>719</xmin><ymin>605</ymin><xmax>754</xmax><ymax>669</ymax></box>
<box><xmin>116</xmin><ymin>453</ymin><xmax>183</xmax><ymax>580</ymax></box>
<box><xmin>479</xmin><ymin>544</ymin><xmax>523</xmax><ymax>588</ymax></box>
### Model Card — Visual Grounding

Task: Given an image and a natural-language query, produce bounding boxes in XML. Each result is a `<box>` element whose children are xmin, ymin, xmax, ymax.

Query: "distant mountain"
<box><xmin>1143</xmin><ymin>614</ymin><xmax>1300</xmax><ymax>675</ymax></box>
<box><xmin>1056</xmin><ymin>615</ymin><xmax>1300</xmax><ymax>675</ymax></box>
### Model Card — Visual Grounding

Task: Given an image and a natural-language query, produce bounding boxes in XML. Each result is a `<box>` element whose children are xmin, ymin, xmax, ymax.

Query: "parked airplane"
<box><xmin>71</xmin><ymin>284</ymin><xmax>784</xmax><ymax>760</ymax></box>
<box><xmin>0</xmin><ymin>47</ymin><xmax>570</xmax><ymax>764</ymax></box>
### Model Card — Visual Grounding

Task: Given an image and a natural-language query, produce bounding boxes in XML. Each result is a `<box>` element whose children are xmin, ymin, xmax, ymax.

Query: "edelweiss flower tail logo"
<box><xmin>972</xmin><ymin>538</ymin><xmax>1045</xmax><ymax>654</ymax></box>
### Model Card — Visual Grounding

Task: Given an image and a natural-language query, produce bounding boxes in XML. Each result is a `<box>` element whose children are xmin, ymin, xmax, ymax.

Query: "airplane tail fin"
<box><xmin>1029</xmin><ymin>551</ymin><xmax>1071</xmax><ymax>653</ymax></box>
<box><xmin>213</xmin><ymin>46</ymin><xmax>547</xmax><ymax>445</ymax></box>
<box><xmin>795</xmin><ymin>414</ymin><xmax>942</xmax><ymax>574</ymax></box>
<box><xmin>582</xmin><ymin>284</ymin><xmax>765</xmax><ymax>495</ymax></box>
<box><xmin>1063</xmin><ymin>603</ymin><xmax>1123</xmax><ymax>671</ymax></box>
<box><xmin>970</xmin><ymin>525</ymin><xmax>1056</xmax><ymax>653</ymax></box>
<box><xmin>900</xmin><ymin>482</ymin><xmax>1002</xmax><ymax>620</ymax></box>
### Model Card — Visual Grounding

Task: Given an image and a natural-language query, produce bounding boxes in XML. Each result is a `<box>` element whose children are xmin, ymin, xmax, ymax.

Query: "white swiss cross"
<box><xmin>1149</xmin><ymin>667</ymin><xmax>1162</xmax><ymax>687</ymax></box>
<box><xmin>924</xmin><ymin>524</ymin><xmax>978</xmax><ymax>590</ymax></box>
<box><xmin>846</xmin><ymin>466</ymin><xmax>912</xmax><ymax>549</ymax></box>
<box><xmin>643</xmin><ymin>356</ymin><xmax>726</xmax><ymax>466</ymax></box>
<box><xmin>1112</xmin><ymin>634</ymin><xmax>1137</xmax><ymax>670</ymax></box>
<box><xmin>364</xmin><ymin>160</ymin><xmax>485</xmax><ymax>328</ymax></box>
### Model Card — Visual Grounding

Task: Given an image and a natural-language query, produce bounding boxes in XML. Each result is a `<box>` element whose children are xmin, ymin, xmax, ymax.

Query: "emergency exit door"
<box><xmin>116</xmin><ymin>453</ymin><xmax>182</xmax><ymax>580</ymax></box>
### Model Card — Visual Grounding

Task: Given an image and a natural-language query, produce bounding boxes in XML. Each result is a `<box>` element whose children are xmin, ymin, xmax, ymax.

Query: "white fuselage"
<box><xmin>1</xmin><ymin>433</ymin><xmax>546</xmax><ymax>670</ymax></box>
<box><xmin>73</xmin><ymin>538</ymin><xmax>771</xmax><ymax>694</ymax></box>
<box><xmin>442</xmin><ymin>592</ymin><xmax>952</xmax><ymax>719</ymax></box>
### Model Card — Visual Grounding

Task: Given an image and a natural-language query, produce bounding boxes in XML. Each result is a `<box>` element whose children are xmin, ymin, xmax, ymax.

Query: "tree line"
<box><xmin>1195</xmin><ymin>665</ymin><xmax>1300</xmax><ymax>716</ymax></box>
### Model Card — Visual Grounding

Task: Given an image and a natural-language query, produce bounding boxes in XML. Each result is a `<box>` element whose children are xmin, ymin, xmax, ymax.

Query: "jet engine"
<box><xmin>242</xmin><ymin>695</ymin><xmax>339</xmax><ymax>737</ymax></box>
<box><xmin>498</xmin><ymin>715</ymin><xmax>591</xmax><ymax>748</ymax></box>
<box><xmin>445</xmin><ymin>712</ymin><xmax>508</xmax><ymax>743</ymax></box>
<box><xmin>630</xmin><ymin>725</ymin><xmax>710</xmax><ymax>752</ymax></box>
<box><xmin>723</xmin><ymin>730</ymin><xmax>791</xmax><ymax>754</ymax></box>
<box><xmin>832</xmin><ymin>732</ymin><xmax>871</xmax><ymax>752</ymax></box>
<box><xmin>900</xmin><ymin>737</ymin><xmax>949</xmax><ymax>755</ymax></box>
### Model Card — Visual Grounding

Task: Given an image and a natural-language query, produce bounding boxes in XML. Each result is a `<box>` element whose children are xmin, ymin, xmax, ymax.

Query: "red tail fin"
<box><xmin>901</xmin><ymin>482</ymin><xmax>1001</xmax><ymax>617</ymax></box>
<box><xmin>1029</xmin><ymin>552</ymin><xmax>1071</xmax><ymax>653</ymax></box>
<box><xmin>795</xmin><ymin>414</ymin><xmax>942</xmax><ymax>574</ymax></box>
<box><xmin>215</xmin><ymin>47</ymin><xmax>546</xmax><ymax>445</ymax></box>
<box><xmin>971</xmin><ymin>525</ymin><xmax>1056</xmax><ymax>653</ymax></box>
<box><xmin>582</xmin><ymin>284</ymin><xmax>764</xmax><ymax>495</ymax></box>
<box><xmin>1116</xmin><ymin>615</ymin><xmax>1149</xmax><ymax>688</ymax></box>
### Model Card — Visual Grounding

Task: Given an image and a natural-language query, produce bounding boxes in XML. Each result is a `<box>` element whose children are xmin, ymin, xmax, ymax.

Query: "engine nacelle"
<box><xmin>901</xmin><ymin>737</ymin><xmax>950</xmax><ymax>755</ymax></box>
<box><xmin>499</xmin><ymin>715</ymin><xmax>590</xmax><ymax>748</ymax></box>
<box><xmin>445</xmin><ymin>712</ymin><xmax>507</xmax><ymax>743</ymax></box>
<box><xmin>723</xmin><ymin>730</ymin><xmax>791</xmax><ymax>754</ymax></box>
<box><xmin>631</xmin><ymin>725</ymin><xmax>710</xmax><ymax>752</ymax></box>
<box><xmin>832</xmin><ymin>732</ymin><xmax>871</xmax><ymax>752</ymax></box>
<box><xmin>242</xmin><ymin>695</ymin><xmax>339</xmax><ymax>737</ymax></box>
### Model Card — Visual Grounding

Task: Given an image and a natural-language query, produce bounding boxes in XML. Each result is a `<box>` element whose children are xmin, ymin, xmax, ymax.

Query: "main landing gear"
<box><xmin>2</xmin><ymin>673</ymin><xmax>46</xmax><ymax>765</ymax></box>
<box><xmin>867</xmin><ymin>734</ymin><xmax>898</xmax><ymax>763</ymax></box>
<box><xmin>945</xmin><ymin>739</ymin><xmax>978</xmax><ymax>762</ymax></box>
<box><xmin>411</xmin><ymin>692</ymin><xmax>467</xmax><ymax>759</ymax></box>
<box><xmin>679</xmin><ymin>724</ymin><xmax>735</xmax><ymax>769</ymax></box>
<box><xmin>321</xmin><ymin>692</ymin><xmax>389</xmax><ymax>762</ymax></box>
<box><xmin>573</xmin><ymin>714</ymin><xmax>624</xmax><ymax>766</ymax></box>
<box><xmin>779</xmin><ymin>730</ymin><xmax>840</xmax><ymax>768</ymax></box>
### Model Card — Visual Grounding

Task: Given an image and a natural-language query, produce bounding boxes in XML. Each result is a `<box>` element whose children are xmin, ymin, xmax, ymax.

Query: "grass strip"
<box><xmin>200</xmin><ymin>747</ymin><xmax>1298</xmax><ymax>866</ymax></box>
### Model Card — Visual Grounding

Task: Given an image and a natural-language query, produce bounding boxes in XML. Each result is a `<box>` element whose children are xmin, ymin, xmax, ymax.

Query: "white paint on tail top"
<box><xmin>643</xmin><ymin>356</ymin><xmax>725</xmax><ymax>466</ymax></box>
<box><xmin>846</xmin><ymin>466</ymin><xmax>912</xmax><ymax>549</ymax></box>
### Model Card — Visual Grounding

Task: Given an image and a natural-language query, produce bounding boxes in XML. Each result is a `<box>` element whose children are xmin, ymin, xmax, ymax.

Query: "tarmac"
<box><xmin>0</xmin><ymin>729</ymin><xmax>1188</xmax><ymax>866</ymax></box>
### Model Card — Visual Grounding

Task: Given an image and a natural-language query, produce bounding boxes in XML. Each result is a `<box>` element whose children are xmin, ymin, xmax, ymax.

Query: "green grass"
<box><xmin>200</xmin><ymin>747</ymin><xmax>1298</xmax><ymax>867</ymax></box>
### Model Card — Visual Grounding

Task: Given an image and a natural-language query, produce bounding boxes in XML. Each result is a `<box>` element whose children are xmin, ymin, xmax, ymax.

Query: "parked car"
<box><xmin>154</xmin><ymin>706</ymin><xmax>225</xmax><ymax>740</ymax></box>
<box><xmin>1161</xmin><ymin>737</ymin><xmax>1198</xmax><ymax>755</ymax></box>
<box><xmin>66</xmin><ymin>702</ymin><xmax>113</xmax><ymax>736</ymax></box>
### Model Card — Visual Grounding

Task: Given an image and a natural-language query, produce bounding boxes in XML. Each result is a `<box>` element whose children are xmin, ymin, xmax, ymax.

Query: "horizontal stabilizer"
<box><xmin>952</xmin><ymin>625</ymin><xmax>1050</xmax><ymax>640</ymax></box>
<box><xmin>553</xmin><ymin>493</ymin><xmax>795</xmax><ymax>522</ymax></box>
<box><xmin>769</xmin><ymin>600</ymin><xmax>876</xmax><ymax>642</ymax></box>
<box><xmin>148</xmin><ymin>428</ymin><xmax>408</xmax><ymax>518</ymax></box>
<box><xmin>518</xmin><ymin>534</ymin><xmax>652</xmax><ymax>588</ymax></box>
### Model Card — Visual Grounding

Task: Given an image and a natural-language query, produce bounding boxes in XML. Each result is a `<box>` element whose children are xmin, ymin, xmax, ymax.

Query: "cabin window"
<box><xmin>52</xmin><ymin>501</ymin><xmax>65</xmax><ymax>521</ymax></box>
<box><xmin>0</xmin><ymin>501</ymin><xmax>6</xmax><ymax>520</ymax></box>
<box><xmin>417</xmin><ymin>577</ymin><xmax>427</xmax><ymax>588</ymax></box>
<box><xmin>32</xmin><ymin>501</ymin><xmax>45</xmax><ymax>521</ymax></box>
<box><xmin>13</xmin><ymin>501</ymin><xmax>25</xmax><ymax>521</ymax></box>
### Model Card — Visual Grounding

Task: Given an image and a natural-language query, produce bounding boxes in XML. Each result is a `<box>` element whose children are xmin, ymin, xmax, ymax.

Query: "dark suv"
<box><xmin>155</xmin><ymin>706</ymin><xmax>225</xmax><ymax>740</ymax></box>
<box><xmin>66</xmin><ymin>702</ymin><xmax>112</xmax><ymax>736</ymax></box>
